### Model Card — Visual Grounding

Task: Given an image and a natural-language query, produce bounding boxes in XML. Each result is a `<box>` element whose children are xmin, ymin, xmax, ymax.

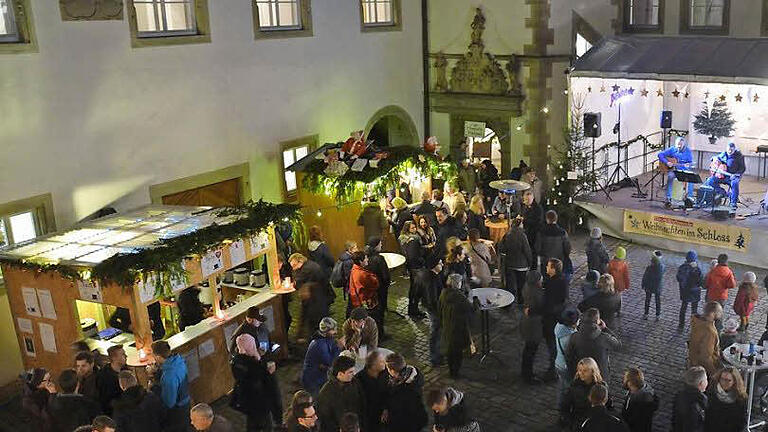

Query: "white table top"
<box><xmin>722</xmin><ymin>343</ymin><xmax>768</xmax><ymax>371</ymax></box>
<box><xmin>380</xmin><ymin>252</ymin><xmax>406</xmax><ymax>269</ymax></box>
<box><xmin>470</xmin><ymin>288</ymin><xmax>515</xmax><ymax>310</ymax></box>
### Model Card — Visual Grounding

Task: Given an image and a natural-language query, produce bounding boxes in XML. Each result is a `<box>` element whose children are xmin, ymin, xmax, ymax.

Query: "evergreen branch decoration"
<box><xmin>301</xmin><ymin>145</ymin><xmax>456</xmax><ymax>205</ymax></box>
<box><xmin>0</xmin><ymin>200</ymin><xmax>301</xmax><ymax>292</ymax></box>
<box><xmin>693</xmin><ymin>99</ymin><xmax>735</xmax><ymax>143</ymax></box>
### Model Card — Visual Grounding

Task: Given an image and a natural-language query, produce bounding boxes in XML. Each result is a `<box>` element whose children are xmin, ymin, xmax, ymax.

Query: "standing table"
<box><xmin>470</xmin><ymin>288</ymin><xmax>514</xmax><ymax>365</ymax></box>
<box><xmin>723</xmin><ymin>343</ymin><xmax>768</xmax><ymax>429</ymax></box>
<box><xmin>485</xmin><ymin>219</ymin><xmax>509</xmax><ymax>244</ymax></box>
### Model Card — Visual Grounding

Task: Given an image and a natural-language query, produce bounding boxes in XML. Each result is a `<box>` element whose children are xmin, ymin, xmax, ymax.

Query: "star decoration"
<box><xmin>755</xmin><ymin>94</ymin><xmax>760</xmax><ymax>103</ymax></box>
<box><xmin>640</xmin><ymin>89</ymin><xmax>649</xmax><ymax>97</ymax></box>
<box><xmin>612</xmin><ymin>84</ymin><xmax>620</xmax><ymax>92</ymax></box>
<box><xmin>587</xmin><ymin>86</ymin><xmax>592</xmax><ymax>93</ymax></box>
<box><xmin>684</xmin><ymin>92</ymin><xmax>689</xmax><ymax>98</ymax></box>
<box><xmin>672</xmin><ymin>89</ymin><xmax>680</xmax><ymax>98</ymax></box>
<box><xmin>628</xmin><ymin>87</ymin><xmax>635</xmax><ymax>95</ymax></box>
<box><xmin>735</xmin><ymin>93</ymin><xmax>743</xmax><ymax>102</ymax></box>
<box><xmin>719</xmin><ymin>95</ymin><xmax>726</xmax><ymax>102</ymax></box>
<box><xmin>600</xmin><ymin>86</ymin><xmax>606</xmax><ymax>93</ymax></box>
<box><xmin>704</xmin><ymin>91</ymin><xmax>710</xmax><ymax>99</ymax></box>
<box><xmin>656</xmin><ymin>89</ymin><xmax>664</xmax><ymax>97</ymax></box>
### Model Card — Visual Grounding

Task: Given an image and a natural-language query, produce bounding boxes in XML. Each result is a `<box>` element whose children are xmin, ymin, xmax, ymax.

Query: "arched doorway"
<box><xmin>364</xmin><ymin>105</ymin><xmax>420</xmax><ymax>147</ymax></box>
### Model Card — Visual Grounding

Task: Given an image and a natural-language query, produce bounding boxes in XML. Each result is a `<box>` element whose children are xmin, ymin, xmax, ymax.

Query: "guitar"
<box><xmin>659</xmin><ymin>157</ymin><xmax>693</xmax><ymax>174</ymax></box>
<box><xmin>710</xmin><ymin>157</ymin><xmax>736</xmax><ymax>179</ymax></box>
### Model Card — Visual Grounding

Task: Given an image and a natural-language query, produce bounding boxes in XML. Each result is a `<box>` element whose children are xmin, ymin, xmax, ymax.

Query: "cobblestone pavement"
<box><xmin>208</xmin><ymin>234</ymin><xmax>768</xmax><ymax>432</ymax></box>
<box><xmin>1</xmin><ymin>234</ymin><xmax>765</xmax><ymax>432</ymax></box>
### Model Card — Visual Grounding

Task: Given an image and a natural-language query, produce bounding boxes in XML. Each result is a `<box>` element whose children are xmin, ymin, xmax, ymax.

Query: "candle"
<box><xmin>138</xmin><ymin>348</ymin><xmax>148</xmax><ymax>363</ymax></box>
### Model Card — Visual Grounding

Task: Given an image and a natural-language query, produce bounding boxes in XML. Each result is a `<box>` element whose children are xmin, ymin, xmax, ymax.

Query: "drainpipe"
<box><xmin>421</xmin><ymin>0</ymin><xmax>430</xmax><ymax>139</ymax></box>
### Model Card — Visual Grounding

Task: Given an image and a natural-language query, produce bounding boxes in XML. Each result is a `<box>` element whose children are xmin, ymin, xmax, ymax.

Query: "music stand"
<box><xmin>673</xmin><ymin>171</ymin><xmax>702</xmax><ymax>184</ymax></box>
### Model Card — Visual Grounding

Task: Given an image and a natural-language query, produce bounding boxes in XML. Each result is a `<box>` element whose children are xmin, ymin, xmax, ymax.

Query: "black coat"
<box><xmin>586</xmin><ymin>238</ymin><xmax>610</xmax><ymax>274</ymax></box>
<box><xmin>580</xmin><ymin>406</ymin><xmax>630</xmax><ymax>432</ymax></box>
<box><xmin>543</xmin><ymin>275</ymin><xmax>569</xmax><ymax>331</ymax></box>
<box><xmin>412</xmin><ymin>200</ymin><xmax>438</xmax><ymax>228</ymax></box>
<box><xmin>316</xmin><ymin>376</ymin><xmax>367</xmax><ymax>432</ymax></box>
<box><xmin>47</xmin><ymin>394</ymin><xmax>100</xmax><ymax>432</ymax></box>
<box><xmin>565</xmin><ymin>321</ymin><xmax>621</xmax><ymax>379</ymax></box>
<box><xmin>366</xmin><ymin>250</ymin><xmax>392</xmax><ymax>293</ymax></box>
<box><xmin>391</xmin><ymin>208</ymin><xmax>413</xmax><ymax>235</ymax></box>
<box><xmin>435</xmin><ymin>217</ymin><xmax>468</xmax><ymax>259</ymax></box>
<box><xmin>355</xmin><ymin>369</ymin><xmax>388</xmax><ymax>432</ymax></box>
<box><xmin>401</xmin><ymin>235</ymin><xmax>425</xmax><ymax>270</ymax></box>
<box><xmin>621</xmin><ymin>385</ymin><xmax>659</xmax><ymax>432</ymax></box>
<box><xmin>230</xmin><ymin>354</ymin><xmax>272</xmax><ymax>424</ymax></box>
<box><xmin>433</xmin><ymin>388</ymin><xmax>476</xmax><ymax>431</ymax></box>
<box><xmin>521</xmin><ymin>202</ymin><xmax>543</xmax><ymax>249</ymax></box>
<box><xmin>466</xmin><ymin>210</ymin><xmax>488</xmax><ymax>238</ymax></box>
<box><xmin>308</xmin><ymin>242</ymin><xmax>335</xmax><ymax>278</ymax></box>
<box><xmin>177</xmin><ymin>286</ymin><xmax>205</xmax><ymax>331</ymax></box>
<box><xmin>677</xmin><ymin>263</ymin><xmax>703</xmax><ymax>303</ymax></box>
<box><xmin>672</xmin><ymin>386</ymin><xmax>707</xmax><ymax>432</ymax></box>
<box><xmin>112</xmin><ymin>385</ymin><xmax>165</xmax><ymax>432</ymax></box>
<box><xmin>578</xmin><ymin>292</ymin><xmax>622</xmax><ymax>331</ymax></box>
<box><xmin>498</xmin><ymin>226</ymin><xmax>533</xmax><ymax>270</ymax></box>
<box><xmin>564</xmin><ymin>379</ymin><xmax>611</xmax><ymax>427</ymax></box>
<box><xmin>536</xmin><ymin>223</ymin><xmax>572</xmax><ymax>264</ymax></box>
<box><xmin>384</xmin><ymin>366</ymin><xmax>428</xmax><ymax>432</ymax></box>
<box><xmin>703</xmin><ymin>388</ymin><xmax>746</xmax><ymax>432</ymax></box>
<box><xmin>96</xmin><ymin>365</ymin><xmax>126</xmax><ymax>414</ymax></box>
<box><xmin>413</xmin><ymin>268</ymin><xmax>444</xmax><ymax>313</ymax></box>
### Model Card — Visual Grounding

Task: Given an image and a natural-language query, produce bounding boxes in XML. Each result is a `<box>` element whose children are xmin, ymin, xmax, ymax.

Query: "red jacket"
<box><xmin>705</xmin><ymin>265</ymin><xmax>736</xmax><ymax>301</ymax></box>
<box><xmin>733</xmin><ymin>282</ymin><xmax>758</xmax><ymax>317</ymax></box>
<box><xmin>607</xmin><ymin>259</ymin><xmax>630</xmax><ymax>293</ymax></box>
<box><xmin>349</xmin><ymin>264</ymin><xmax>380</xmax><ymax>309</ymax></box>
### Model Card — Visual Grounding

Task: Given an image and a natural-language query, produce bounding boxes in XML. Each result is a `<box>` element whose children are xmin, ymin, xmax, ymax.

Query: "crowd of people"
<box><xmin>18</xmin><ymin>157</ymin><xmax>768</xmax><ymax>432</ymax></box>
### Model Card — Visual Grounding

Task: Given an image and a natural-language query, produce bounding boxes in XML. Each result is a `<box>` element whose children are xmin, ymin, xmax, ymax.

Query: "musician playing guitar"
<box><xmin>658</xmin><ymin>137</ymin><xmax>694</xmax><ymax>208</ymax></box>
<box><xmin>704</xmin><ymin>142</ymin><xmax>746</xmax><ymax>210</ymax></box>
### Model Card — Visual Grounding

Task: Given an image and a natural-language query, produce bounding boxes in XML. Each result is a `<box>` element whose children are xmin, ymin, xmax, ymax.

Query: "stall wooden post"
<box><xmin>266</xmin><ymin>225</ymin><xmax>281</xmax><ymax>290</ymax></box>
<box><xmin>208</xmin><ymin>275</ymin><xmax>221</xmax><ymax>319</ymax></box>
<box><xmin>128</xmin><ymin>282</ymin><xmax>152</xmax><ymax>352</ymax></box>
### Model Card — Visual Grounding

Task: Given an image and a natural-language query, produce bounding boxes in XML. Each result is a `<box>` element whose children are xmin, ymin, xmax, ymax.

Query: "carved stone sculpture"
<box><xmin>433</xmin><ymin>53</ymin><xmax>448</xmax><ymax>92</ymax></box>
<box><xmin>60</xmin><ymin>0</ymin><xmax>124</xmax><ymax>21</ymax></box>
<box><xmin>449</xmin><ymin>8</ymin><xmax>509</xmax><ymax>95</ymax></box>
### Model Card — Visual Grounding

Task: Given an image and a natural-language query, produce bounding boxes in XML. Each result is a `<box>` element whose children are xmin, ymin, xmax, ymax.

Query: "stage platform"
<box><xmin>576</xmin><ymin>171</ymin><xmax>768</xmax><ymax>267</ymax></box>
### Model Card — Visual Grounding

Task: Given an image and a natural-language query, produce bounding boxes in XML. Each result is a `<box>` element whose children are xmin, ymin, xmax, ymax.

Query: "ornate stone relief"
<box><xmin>60</xmin><ymin>0</ymin><xmax>124</xmax><ymax>21</ymax></box>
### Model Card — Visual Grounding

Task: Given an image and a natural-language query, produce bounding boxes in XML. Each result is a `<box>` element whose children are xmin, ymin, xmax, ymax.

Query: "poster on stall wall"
<box><xmin>199</xmin><ymin>339</ymin><xmax>215</xmax><ymax>359</ymax></box>
<box><xmin>77</xmin><ymin>280</ymin><xmax>103</xmax><ymax>303</ymax></box>
<box><xmin>138</xmin><ymin>274</ymin><xmax>157</xmax><ymax>304</ymax></box>
<box><xmin>262</xmin><ymin>305</ymin><xmax>275</xmax><ymax>332</ymax></box>
<box><xmin>23</xmin><ymin>336</ymin><xmax>35</xmax><ymax>357</ymax></box>
<box><xmin>37</xmin><ymin>289</ymin><xmax>57</xmax><ymax>320</ymax></box>
<box><xmin>17</xmin><ymin>318</ymin><xmax>33</xmax><ymax>334</ymax></box>
<box><xmin>229</xmin><ymin>240</ymin><xmax>247</xmax><ymax>267</ymax></box>
<box><xmin>250</xmin><ymin>232</ymin><xmax>269</xmax><ymax>256</ymax></box>
<box><xmin>39</xmin><ymin>323</ymin><xmax>57</xmax><ymax>353</ymax></box>
<box><xmin>201</xmin><ymin>249</ymin><xmax>223</xmax><ymax>278</ymax></box>
<box><xmin>183</xmin><ymin>348</ymin><xmax>200</xmax><ymax>381</ymax></box>
<box><xmin>21</xmin><ymin>287</ymin><xmax>41</xmax><ymax>317</ymax></box>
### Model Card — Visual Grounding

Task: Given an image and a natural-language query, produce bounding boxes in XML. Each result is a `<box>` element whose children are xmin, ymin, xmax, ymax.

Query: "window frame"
<box><xmin>253</xmin><ymin>0</ymin><xmax>313</xmax><ymax>40</ymax></box>
<box><xmin>622</xmin><ymin>0</ymin><xmax>664</xmax><ymax>33</ymax></box>
<box><xmin>0</xmin><ymin>194</ymin><xmax>56</xmax><ymax>285</ymax></box>
<box><xmin>360</xmin><ymin>0</ymin><xmax>401</xmax><ymax>33</ymax></box>
<box><xmin>0</xmin><ymin>0</ymin><xmax>37</xmax><ymax>55</ymax></box>
<box><xmin>132</xmin><ymin>0</ymin><xmax>198</xmax><ymax>38</ymax></box>
<box><xmin>680</xmin><ymin>0</ymin><xmax>730</xmax><ymax>35</ymax></box>
<box><xmin>0</xmin><ymin>0</ymin><xmax>18</xmax><ymax>42</ymax></box>
<box><xmin>127</xmin><ymin>0</ymin><xmax>211</xmax><ymax>48</ymax></box>
<box><xmin>279</xmin><ymin>135</ymin><xmax>318</xmax><ymax>202</ymax></box>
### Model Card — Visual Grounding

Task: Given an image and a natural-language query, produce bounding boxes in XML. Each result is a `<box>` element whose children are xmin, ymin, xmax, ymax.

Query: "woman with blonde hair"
<box><xmin>578</xmin><ymin>274</ymin><xmax>621</xmax><ymax>331</ymax></box>
<box><xmin>704</xmin><ymin>366</ymin><xmax>747</xmax><ymax>432</ymax></box>
<box><xmin>466</xmin><ymin>194</ymin><xmax>488</xmax><ymax>237</ymax></box>
<box><xmin>389</xmin><ymin>196</ymin><xmax>412</xmax><ymax>237</ymax></box>
<box><xmin>563</xmin><ymin>357</ymin><xmax>609</xmax><ymax>428</ymax></box>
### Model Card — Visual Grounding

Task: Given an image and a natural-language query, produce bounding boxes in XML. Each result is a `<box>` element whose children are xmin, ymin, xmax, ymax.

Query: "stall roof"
<box><xmin>572</xmin><ymin>36</ymin><xmax>768</xmax><ymax>86</ymax></box>
<box><xmin>0</xmin><ymin>205</ymin><xmax>238</xmax><ymax>267</ymax></box>
<box><xmin>286</xmin><ymin>142</ymin><xmax>340</xmax><ymax>172</ymax></box>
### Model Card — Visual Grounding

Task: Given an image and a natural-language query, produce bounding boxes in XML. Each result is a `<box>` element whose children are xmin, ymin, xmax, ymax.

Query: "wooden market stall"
<box><xmin>0</xmin><ymin>202</ymin><xmax>298</xmax><ymax>403</ymax></box>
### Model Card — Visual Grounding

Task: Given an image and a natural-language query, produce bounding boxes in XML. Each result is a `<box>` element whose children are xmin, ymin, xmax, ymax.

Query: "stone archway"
<box><xmin>364</xmin><ymin>105</ymin><xmax>420</xmax><ymax>148</ymax></box>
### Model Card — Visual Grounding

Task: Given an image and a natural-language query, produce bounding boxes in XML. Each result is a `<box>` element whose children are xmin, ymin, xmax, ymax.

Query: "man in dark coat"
<box><xmin>355</xmin><ymin>350</ymin><xmax>388</xmax><ymax>432</ymax></box>
<box><xmin>677</xmin><ymin>250</ymin><xmax>703</xmax><ymax>329</ymax></box>
<box><xmin>427</xmin><ymin>386</ymin><xmax>480</xmax><ymax>432</ymax></box>
<box><xmin>586</xmin><ymin>227</ymin><xmax>610</xmax><ymax>274</ymax></box>
<box><xmin>414</xmin><ymin>255</ymin><xmax>445</xmax><ymax>365</ymax></box>
<box><xmin>672</xmin><ymin>366</ymin><xmax>708</xmax><ymax>432</ymax></box>
<box><xmin>412</xmin><ymin>191</ymin><xmax>439</xmax><ymax>228</ymax></box>
<box><xmin>177</xmin><ymin>286</ymin><xmax>206</xmax><ymax>331</ymax></box>
<box><xmin>365</xmin><ymin>237</ymin><xmax>391</xmax><ymax>337</ymax></box>
<box><xmin>112</xmin><ymin>370</ymin><xmax>165</xmax><ymax>432</ymax></box>
<box><xmin>357</xmin><ymin>199</ymin><xmax>388</xmax><ymax>243</ymax></box>
<box><xmin>580</xmin><ymin>383</ymin><xmax>630</xmax><ymax>432</ymax></box>
<box><xmin>435</xmin><ymin>208</ymin><xmax>468</xmax><ymax>260</ymax></box>
<box><xmin>291</xmin><ymin>253</ymin><xmax>333</xmax><ymax>337</ymax></box>
<box><xmin>520</xmin><ymin>190</ymin><xmax>543</xmax><ymax>264</ymax></box>
<box><xmin>439</xmin><ymin>273</ymin><xmax>473</xmax><ymax>378</ymax></box>
<box><xmin>543</xmin><ymin>258</ymin><xmax>570</xmax><ymax>378</ymax></box>
<box><xmin>383</xmin><ymin>353</ymin><xmax>428</xmax><ymax>432</ymax></box>
<box><xmin>75</xmin><ymin>351</ymin><xmax>99</xmax><ymax>402</ymax></box>
<box><xmin>565</xmin><ymin>308</ymin><xmax>621</xmax><ymax>380</ymax></box>
<box><xmin>48</xmin><ymin>369</ymin><xmax>100</xmax><ymax>432</ymax></box>
<box><xmin>535</xmin><ymin>210</ymin><xmax>572</xmax><ymax>280</ymax></box>
<box><xmin>317</xmin><ymin>356</ymin><xmax>367</xmax><ymax>432</ymax></box>
<box><xmin>228</xmin><ymin>306</ymin><xmax>271</xmax><ymax>354</ymax></box>
<box><xmin>96</xmin><ymin>345</ymin><xmax>128</xmax><ymax>415</ymax></box>
<box><xmin>497</xmin><ymin>219</ymin><xmax>533</xmax><ymax>303</ymax></box>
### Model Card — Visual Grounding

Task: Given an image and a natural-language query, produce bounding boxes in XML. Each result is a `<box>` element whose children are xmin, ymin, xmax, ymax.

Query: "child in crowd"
<box><xmin>642</xmin><ymin>251</ymin><xmax>664</xmax><ymax>320</ymax></box>
<box><xmin>733</xmin><ymin>271</ymin><xmax>759</xmax><ymax>331</ymax></box>
<box><xmin>607</xmin><ymin>246</ymin><xmax>629</xmax><ymax>315</ymax></box>
<box><xmin>719</xmin><ymin>317</ymin><xmax>743</xmax><ymax>351</ymax></box>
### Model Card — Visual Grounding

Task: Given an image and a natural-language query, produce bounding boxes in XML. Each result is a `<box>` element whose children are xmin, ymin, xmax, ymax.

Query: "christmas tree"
<box><xmin>693</xmin><ymin>99</ymin><xmax>735</xmax><ymax>144</ymax></box>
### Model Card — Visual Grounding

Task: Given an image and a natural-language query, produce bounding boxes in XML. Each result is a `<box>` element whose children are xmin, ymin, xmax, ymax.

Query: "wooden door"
<box><xmin>161</xmin><ymin>178</ymin><xmax>241</xmax><ymax>207</ymax></box>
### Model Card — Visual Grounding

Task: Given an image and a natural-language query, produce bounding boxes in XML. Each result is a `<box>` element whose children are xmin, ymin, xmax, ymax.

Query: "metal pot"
<box><xmin>233</xmin><ymin>268</ymin><xmax>250</xmax><ymax>286</ymax></box>
<box><xmin>250</xmin><ymin>270</ymin><xmax>266</xmax><ymax>288</ymax></box>
<box><xmin>222</xmin><ymin>270</ymin><xmax>234</xmax><ymax>284</ymax></box>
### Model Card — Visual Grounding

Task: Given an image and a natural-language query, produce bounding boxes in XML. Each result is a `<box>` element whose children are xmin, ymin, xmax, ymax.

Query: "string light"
<box><xmin>516</xmin><ymin>125</ymin><xmax>523</xmax><ymax>131</ymax></box>
<box><xmin>578</xmin><ymin>216</ymin><xmax>583</xmax><ymax>225</ymax></box>
<box><xmin>316</xmin><ymin>210</ymin><xmax>323</xmax><ymax>217</ymax></box>
<box><xmin>563</xmin><ymin>90</ymin><xmax>568</xmax><ymax>95</ymax></box>
<box><xmin>541</xmin><ymin>107</ymin><xmax>550</xmax><ymax>114</ymax></box>
<box><xmin>553</xmin><ymin>199</ymin><xmax>557</xmax><ymax>205</ymax></box>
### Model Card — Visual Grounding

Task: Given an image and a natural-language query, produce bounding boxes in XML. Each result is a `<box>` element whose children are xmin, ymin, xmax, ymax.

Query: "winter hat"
<box><xmin>743</xmin><ymin>271</ymin><xmax>757</xmax><ymax>284</ymax></box>
<box><xmin>615</xmin><ymin>247</ymin><xmax>627</xmax><ymax>260</ymax></box>
<box><xmin>651</xmin><ymin>250</ymin><xmax>663</xmax><ymax>263</ymax></box>
<box><xmin>686</xmin><ymin>250</ymin><xmax>697</xmax><ymax>263</ymax></box>
<box><xmin>319</xmin><ymin>317</ymin><xmax>338</xmax><ymax>335</ymax></box>
<box><xmin>724</xmin><ymin>316</ymin><xmax>740</xmax><ymax>333</ymax></box>
<box><xmin>236</xmin><ymin>334</ymin><xmax>260</xmax><ymax>359</ymax></box>
<box><xmin>560</xmin><ymin>307</ymin><xmax>581</xmax><ymax>327</ymax></box>
<box><xmin>586</xmin><ymin>270</ymin><xmax>599</xmax><ymax>283</ymax></box>
<box><xmin>590</xmin><ymin>227</ymin><xmax>602</xmax><ymax>239</ymax></box>
<box><xmin>392</xmin><ymin>197</ymin><xmax>407</xmax><ymax>210</ymax></box>
<box><xmin>367</xmin><ymin>236</ymin><xmax>382</xmax><ymax>249</ymax></box>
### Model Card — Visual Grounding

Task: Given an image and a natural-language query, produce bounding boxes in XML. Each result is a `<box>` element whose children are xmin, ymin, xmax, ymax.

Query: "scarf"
<box><xmin>388</xmin><ymin>365</ymin><xmax>417</xmax><ymax>387</ymax></box>
<box><xmin>716</xmin><ymin>383</ymin><xmax>737</xmax><ymax>404</ymax></box>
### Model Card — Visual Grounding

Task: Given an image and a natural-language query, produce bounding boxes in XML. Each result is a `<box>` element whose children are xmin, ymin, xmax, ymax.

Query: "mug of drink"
<box><xmin>359</xmin><ymin>345</ymin><xmax>368</xmax><ymax>360</ymax></box>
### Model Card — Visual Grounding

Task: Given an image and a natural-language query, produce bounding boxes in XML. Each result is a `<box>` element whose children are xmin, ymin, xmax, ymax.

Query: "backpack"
<box><xmin>330</xmin><ymin>259</ymin><xmax>345</xmax><ymax>288</ymax></box>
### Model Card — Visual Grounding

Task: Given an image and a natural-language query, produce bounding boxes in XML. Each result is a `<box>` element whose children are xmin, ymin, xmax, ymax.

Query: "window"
<box><xmin>575</xmin><ymin>33</ymin><xmax>592</xmax><ymax>58</ymax></box>
<box><xmin>360</xmin><ymin>0</ymin><xmax>401</xmax><ymax>32</ymax></box>
<box><xmin>681</xmin><ymin>0</ymin><xmax>729</xmax><ymax>34</ymax></box>
<box><xmin>253</xmin><ymin>0</ymin><xmax>312</xmax><ymax>40</ymax></box>
<box><xmin>127</xmin><ymin>0</ymin><xmax>210</xmax><ymax>48</ymax></box>
<box><xmin>0</xmin><ymin>194</ymin><xmax>55</xmax><ymax>283</ymax></box>
<box><xmin>279</xmin><ymin>135</ymin><xmax>317</xmax><ymax>201</ymax></box>
<box><xmin>0</xmin><ymin>0</ymin><xmax>36</xmax><ymax>54</ymax></box>
<box><xmin>623</xmin><ymin>0</ymin><xmax>663</xmax><ymax>32</ymax></box>
<box><xmin>133</xmin><ymin>0</ymin><xmax>196</xmax><ymax>36</ymax></box>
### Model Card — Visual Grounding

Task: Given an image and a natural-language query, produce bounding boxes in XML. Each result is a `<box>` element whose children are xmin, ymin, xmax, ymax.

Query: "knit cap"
<box><xmin>744</xmin><ymin>271</ymin><xmax>757</xmax><ymax>284</ymax></box>
<box><xmin>615</xmin><ymin>247</ymin><xmax>627</xmax><ymax>260</ymax></box>
<box><xmin>319</xmin><ymin>317</ymin><xmax>338</xmax><ymax>335</ymax></box>
<box><xmin>724</xmin><ymin>316</ymin><xmax>740</xmax><ymax>333</ymax></box>
<box><xmin>590</xmin><ymin>227</ymin><xmax>602</xmax><ymax>239</ymax></box>
<box><xmin>685</xmin><ymin>250</ymin><xmax>697</xmax><ymax>263</ymax></box>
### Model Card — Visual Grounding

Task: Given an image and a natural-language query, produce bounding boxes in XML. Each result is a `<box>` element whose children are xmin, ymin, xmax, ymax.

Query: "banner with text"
<box><xmin>623</xmin><ymin>209</ymin><xmax>750</xmax><ymax>252</ymax></box>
